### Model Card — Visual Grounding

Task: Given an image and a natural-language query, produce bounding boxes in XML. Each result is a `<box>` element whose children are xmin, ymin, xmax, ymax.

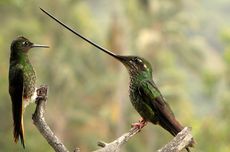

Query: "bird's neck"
<box><xmin>129</xmin><ymin>72</ymin><xmax>152</xmax><ymax>89</ymax></box>
<box><xmin>10</xmin><ymin>50</ymin><xmax>30</xmax><ymax>65</ymax></box>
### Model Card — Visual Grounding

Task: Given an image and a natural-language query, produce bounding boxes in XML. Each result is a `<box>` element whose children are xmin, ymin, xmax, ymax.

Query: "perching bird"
<box><xmin>40</xmin><ymin>8</ymin><xmax>195</xmax><ymax>151</ymax></box>
<box><xmin>9</xmin><ymin>36</ymin><xmax>49</xmax><ymax>148</ymax></box>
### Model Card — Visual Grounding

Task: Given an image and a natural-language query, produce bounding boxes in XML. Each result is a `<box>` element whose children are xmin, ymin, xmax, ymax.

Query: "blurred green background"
<box><xmin>1</xmin><ymin>0</ymin><xmax>230</xmax><ymax>151</ymax></box>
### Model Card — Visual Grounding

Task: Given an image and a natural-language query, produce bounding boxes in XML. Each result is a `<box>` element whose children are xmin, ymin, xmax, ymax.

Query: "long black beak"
<box><xmin>40</xmin><ymin>8</ymin><xmax>122</xmax><ymax>61</ymax></box>
<box><xmin>32</xmin><ymin>43</ymin><xmax>49</xmax><ymax>48</ymax></box>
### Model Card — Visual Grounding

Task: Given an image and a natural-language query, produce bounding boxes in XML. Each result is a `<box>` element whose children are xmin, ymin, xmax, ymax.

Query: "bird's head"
<box><xmin>10</xmin><ymin>36</ymin><xmax>49</xmax><ymax>54</ymax></box>
<box><xmin>101</xmin><ymin>52</ymin><xmax>152</xmax><ymax>79</ymax></box>
<box><xmin>116</xmin><ymin>56</ymin><xmax>152</xmax><ymax>78</ymax></box>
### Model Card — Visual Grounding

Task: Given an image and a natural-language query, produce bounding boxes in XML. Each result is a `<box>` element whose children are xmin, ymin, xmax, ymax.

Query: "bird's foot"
<box><xmin>131</xmin><ymin>118</ymin><xmax>147</xmax><ymax>130</ymax></box>
<box><xmin>35</xmin><ymin>85</ymin><xmax>48</xmax><ymax>104</ymax></box>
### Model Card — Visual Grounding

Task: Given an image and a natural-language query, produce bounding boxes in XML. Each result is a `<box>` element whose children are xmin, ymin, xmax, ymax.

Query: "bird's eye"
<box><xmin>134</xmin><ymin>58</ymin><xmax>142</xmax><ymax>63</ymax></box>
<box><xmin>22</xmin><ymin>41</ymin><xmax>29</xmax><ymax>46</ymax></box>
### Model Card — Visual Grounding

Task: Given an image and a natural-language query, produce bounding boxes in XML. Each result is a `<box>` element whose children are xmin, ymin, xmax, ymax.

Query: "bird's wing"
<box><xmin>9</xmin><ymin>66</ymin><xmax>25</xmax><ymax>148</ymax></box>
<box><xmin>138</xmin><ymin>80</ymin><xmax>175</xmax><ymax>118</ymax></box>
<box><xmin>138</xmin><ymin>79</ymin><xmax>183</xmax><ymax>136</ymax></box>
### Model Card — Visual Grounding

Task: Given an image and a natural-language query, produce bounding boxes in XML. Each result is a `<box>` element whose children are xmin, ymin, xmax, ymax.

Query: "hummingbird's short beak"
<box><xmin>31</xmin><ymin>44</ymin><xmax>49</xmax><ymax>48</ymax></box>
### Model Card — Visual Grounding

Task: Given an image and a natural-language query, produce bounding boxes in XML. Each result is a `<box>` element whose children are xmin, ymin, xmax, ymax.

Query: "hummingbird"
<box><xmin>40</xmin><ymin>8</ymin><xmax>194</xmax><ymax>151</ymax></box>
<box><xmin>9</xmin><ymin>36</ymin><xmax>49</xmax><ymax>148</ymax></box>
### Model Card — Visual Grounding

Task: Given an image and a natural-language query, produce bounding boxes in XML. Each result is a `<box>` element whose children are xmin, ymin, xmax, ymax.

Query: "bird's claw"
<box><xmin>131</xmin><ymin>118</ymin><xmax>147</xmax><ymax>130</ymax></box>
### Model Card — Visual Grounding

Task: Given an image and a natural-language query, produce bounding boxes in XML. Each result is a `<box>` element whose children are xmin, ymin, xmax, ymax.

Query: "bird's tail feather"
<box><xmin>13</xmin><ymin>103</ymin><xmax>25</xmax><ymax>148</ymax></box>
<box><xmin>158</xmin><ymin>115</ymin><xmax>194</xmax><ymax>152</ymax></box>
<box><xmin>158</xmin><ymin>114</ymin><xmax>183</xmax><ymax>136</ymax></box>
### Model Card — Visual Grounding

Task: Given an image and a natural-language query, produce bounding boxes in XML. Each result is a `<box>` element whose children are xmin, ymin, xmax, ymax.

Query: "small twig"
<box><xmin>93</xmin><ymin>127</ymin><xmax>142</xmax><ymax>152</ymax></box>
<box><xmin>32</xmin><ymin>85</ymin><xmax>69</xmax><ymax>152</ymax></box>
<box><xmin>157</xmin><ymin>127</ymin><xmax>193</xmax><ymax>152</ymax></box>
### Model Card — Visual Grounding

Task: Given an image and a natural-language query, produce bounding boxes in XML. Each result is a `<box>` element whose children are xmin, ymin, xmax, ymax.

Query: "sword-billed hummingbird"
<box><xmin>40</xmin><ymin>8</ymin><xmax>194</xmax><ymax>151</ymax></box>
<box><xmin>9</xmin><ymin>36</ymin><xmax>49</xmax><ymax>148</ymax></box>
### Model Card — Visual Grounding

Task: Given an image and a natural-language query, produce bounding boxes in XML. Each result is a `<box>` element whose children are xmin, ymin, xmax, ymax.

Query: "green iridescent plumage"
<box><xmin>9</xmin><ymin>36</ymin><xmax>48</xmax><ymax>148</ymax></box>
<box><xmin>40</xmin><ymin>8</ymin><xmax>194</xmax><ymax>151</ymax></box>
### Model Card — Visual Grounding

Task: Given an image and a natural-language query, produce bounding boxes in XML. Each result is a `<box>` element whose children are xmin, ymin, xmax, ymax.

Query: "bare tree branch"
<box><xmin>94</xmin><ymin>127</ymin><xmax>193</xmax><ymax>152</ymax></box>
<box><xmin>93</xmin><ymin>127</ymin><xmax>142</xmax><ymax>152</ymax></box>
<box><xmin>32</xmin><ymin>85</ymin><xmax>69</xmax><ymax>152</ymax></box>
<box><xmin>157</xmin><ymin>127</ymin><xmax>193</xmax><ymax>152</ymax></box>
<box><xmin>32</xmin><ymin>86</ymin><xmax>194</xmax><ymax>152</ymax></box>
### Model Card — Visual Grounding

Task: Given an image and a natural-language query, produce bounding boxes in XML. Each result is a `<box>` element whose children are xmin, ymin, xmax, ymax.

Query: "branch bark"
<box><xmin>32</xmin><ymin>86</ymin><xmax>194</xmax><ymax>152</ymax></box>
<box><xmin>157</xmin><ymin>127</ymin><xmax>193</xmax><ymax>152</ymax></box>
<box><xmin>32</xmin><ymin>85</ymin><xmax>69</xmax><ymax>152</ymax></box>
<box><xmin>93</xmin><ymin>127</ymin><xmax>142</xmax><ymax>152</ymax></box>
<box><xmin>94</xmin><ymin>127</ymin><xmax>193</xmax><ymax>152</ymax></box>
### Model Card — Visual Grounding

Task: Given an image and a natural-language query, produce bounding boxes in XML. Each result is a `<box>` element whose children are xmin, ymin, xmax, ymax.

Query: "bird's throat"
<box><xmin>10</xmin><ymin>52</ymin><xmax>30</xmax><ymax>67</ymax></box>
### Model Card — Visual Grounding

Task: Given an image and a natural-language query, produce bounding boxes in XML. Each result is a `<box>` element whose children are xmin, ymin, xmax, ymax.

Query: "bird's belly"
<box><xmin>23</xmin><ymin>69</ymin><xmax>36</xmax><ymax>103</ymax></box>
<box><xmin>23</xmin><ymin>82</ymin><xmax>36</xmax><ymax>108</ymax></box>
<box><xmin>23</xmin><ymin>79</ymin><xmax>35</xmax><ymax>98</ymax></box>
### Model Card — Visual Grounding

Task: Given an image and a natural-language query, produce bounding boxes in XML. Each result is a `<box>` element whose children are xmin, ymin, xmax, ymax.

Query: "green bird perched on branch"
<box><xmin>9</xmin><ymin>36</ymin><xmax>49</xmax><ymax>148</ymax></box>
<box><xmin>40</xmin><ymin>8</ymin><xmax>195</xmax><ymax>151</ymax></box>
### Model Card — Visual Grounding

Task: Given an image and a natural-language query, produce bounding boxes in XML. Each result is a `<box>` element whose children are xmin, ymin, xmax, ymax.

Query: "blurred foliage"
<box><xmin>0</xmin><ymin>0</ymin><xmax>230</xmax><ymax>151</ymax></box>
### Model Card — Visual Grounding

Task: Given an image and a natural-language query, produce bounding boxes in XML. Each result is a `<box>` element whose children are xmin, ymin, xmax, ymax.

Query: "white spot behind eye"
<box><xmin>143</xmin><ymin>64</ymin><xmax>147</xmax><ymax>69</ymax></box>
<box><xmin>137</xmin><ymin>59</ymin><xmax>142</xmax><ymax>63</ymax></box>
<box><xmin>22</xmin><ymin>42</ymin><xmax>26</xmax><ymax>45</ymax></box>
